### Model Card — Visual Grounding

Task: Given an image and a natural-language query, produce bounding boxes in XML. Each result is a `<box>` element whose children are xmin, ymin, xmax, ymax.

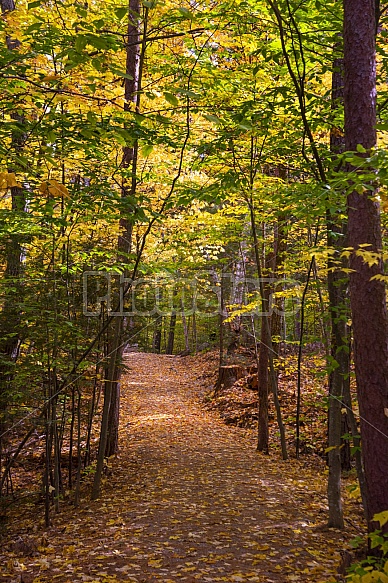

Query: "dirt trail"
<box><xmin>2</xmin><ymin>353</ymin><xmax>352</xmax><ymax>583</ymax></box>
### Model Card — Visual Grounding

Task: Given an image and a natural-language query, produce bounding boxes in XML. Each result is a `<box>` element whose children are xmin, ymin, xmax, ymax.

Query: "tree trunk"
<box><xmin>271</xmin><ymin>213</ymin><xmax>288</xmax><ymax>353</ymax></box>
<box><xmin>92</xmin><ymin>346</ymin><xmax>114</xmax><ymax>500</ymax></box>
<box><xmin>344</xmin><ymin>0</ymin><xmax>388</xmax><ymax>531</ymax></box>
<box><xmin>227</xmin><ymin>235</ymin><xmax>248</xmax><ymax>353</ymax></box>
<box><xmin>96</xmin><ymin>0</ymin><xmax>143</xmax><ymax>469</ymax></box>
<box><xmin>104</xmin><ymin>0</ymin><xmax>143</xmax><ymax>458</ymax></box>
<box><xmin>327</xmin><ymin>48</ymin><xmax>346</xmax><ymax>530</ymax></box>
<box><xmin>166</xmin><ymin>303</ymin><xmax>177</xmax><ymax>355</ymax></box>
<box><xmin>249</xmin><ymin>210</ymin><xmax>287</xmax><ymax>460</ymax></box>
<box><xmin>105</xmin><ymin>322</ymin><xmax>121</xmax><ymax>458</ymax></box>
<box><xmin>0</xmin><ymin>0</ymin><xmax>26</xmax><ymax>483</ymax></box>
<box><xmin>215</xmin><ymin>365</ymin><xmax>245</xmax><ymax>393</ymax></box>
<box><xmin>153</xmin><ymin>317</ymin><xmax>162</xmax><ymax>353</ymax></box>
<box><xmin>192</xmin><ymin>312</ymin><xmax>198</xmax><ymax>354</ymax></box>
<box><xmin>257</xmin><ymin>284</ymin><xmax>271</xmax><ymax>454</ymax></box>
<box><xmin>181</xmin><ymin>298</ymin><xmax>190</xmax><ymax>353</ymax></box>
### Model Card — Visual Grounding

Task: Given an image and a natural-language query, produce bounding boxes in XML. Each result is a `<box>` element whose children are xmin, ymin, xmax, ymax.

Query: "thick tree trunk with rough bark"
<box><xmin>344</xmin><ymin>0</ymin><xmax>388</xmax><ymax>531</ymax></box>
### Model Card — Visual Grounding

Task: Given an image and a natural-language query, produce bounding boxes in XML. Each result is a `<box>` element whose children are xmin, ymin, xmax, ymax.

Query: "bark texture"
<box><xmin>104</xmin><ymin>0</ymin><xmax>142</xmax><ymax>458</ymax></box>
<box><xmin>0</xmin><ymin>0</ymin><xmax>26</xmax><ymax>471</ymax></box>
<box><xmin>257</xmin><ymin>283</ymin><xmax>271</xmax><ymax>454</ymax></box>
<box><xmin>344</xmin><ymin>0</ymin><xmax>388</xmax><ymax>530</ymax></box>
<box><xmin>327</xmin><ymin>51</ymin><xmax>346</xmax><ymax>530</ymax></box>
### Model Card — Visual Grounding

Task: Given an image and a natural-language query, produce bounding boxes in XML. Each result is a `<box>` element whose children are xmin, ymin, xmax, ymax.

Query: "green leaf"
<box><xmin>155</xmin><ymin>114</ymin><xmax>172</xmax><ymax>124</ymax></box>
<box><xmin>80</xmin><ymin>128</ymin><xmax>93</xmax><ymax>139</ymax></box>
<box><xmin>115</xmin><ymin>7</ymin><xmax>127</xmax><ymax>20</ymax></box>
<box><xmin>203</xmin><ymin>113</ymin><xmax>221</xmax><ymax>125</ymax></box>
<box><xmin>87</xmin><ymin>35</ymin><xmax>109</xmax><ymax>50</ymax></box>
<box><xmin>356</xmin><ymin>143</ymin><xmax>367</xmax><ymax>153</ymax></box>
<box><xmin>179</xmin><ymin>89</ymin><xmax>201</xmax><ymax>99</ymax></box>
<box><xmin>25</xmin><ymin>22</ymin><xmax>43</xmax><ymax>34</ymax></box>
<box><xmin>91</xmin><ymin>58</ymin><xmax>102</xmax><ymax>71</ymax></box>
<box><xmin>28</xmin><ymin>0</ymin><xmax>42</xmax><ymax>8</ymax></box>
<box><xmin>87</xmin><ymin>111</ymin><xmax>97</xmax><ymax>124</ymax></box>
<box><xmin>178</xmin><ymin>7</ymin><xmax>193</xmax><ymax>19</ymax></box>
<box><xmin>164</xmin><ymin>92</ymin><xmax>179</xmax><ymax>106</ymax></box>
<box><xmin>238</xmin><ymin>122</ymin><xmax>253</xmax><ymax>131</ymax></box>
<box><xmin>46</xmin><ymin>131</ymin><xmax>56</xmax><ymax>143</ymax></box>
<box><xmin>75</xmin><ymin>5</ymin><xmax>87</xmax><ymax>17</ymax></box>
<box><xmin>110</xmin><ymin>67</ymin><xmax>133</xmax><ymax>80</ymax></box>
<box><xmin>134</xmin><ymin>113</ymin><xmax>145</xmax><ymax>125</ymax></box>
<box><xmin>141</xmin><ymin>144</ymin><xmax>153</xmax><ymax>157</ymax></box>
<box><xmin>93</xmin><ymin>18</ymin><xmax>105</xmax><ymax>29</ymax></box>
<box><xmin>75</xmin><ymin>35</ymin><xmax>88</xmax><ymax>52</ymax></box>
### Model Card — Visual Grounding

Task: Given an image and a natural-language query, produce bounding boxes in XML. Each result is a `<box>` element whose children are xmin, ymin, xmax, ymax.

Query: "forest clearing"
<box><xmin>0</xmin><ymin>352</ymin><xmax>365</xmax><ymax>583</ymax></box>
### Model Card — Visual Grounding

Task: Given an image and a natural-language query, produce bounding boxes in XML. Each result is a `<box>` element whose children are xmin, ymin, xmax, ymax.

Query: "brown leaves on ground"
<box><xmin>206</xmin><ymin>349</ymin><xmax>340</xmax><ymax>457</ymax></box>
<box><xmin>0</xmin><ymin>352</ymin><xmax>364</xmax><ymax>583</ymax></box>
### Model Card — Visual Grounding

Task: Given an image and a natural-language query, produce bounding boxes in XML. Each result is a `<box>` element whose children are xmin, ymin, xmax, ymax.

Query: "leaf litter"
<box><xmin>0</xmin><ymin>352</ymin><xmax>365</xmax><ymax>583</ymax></box>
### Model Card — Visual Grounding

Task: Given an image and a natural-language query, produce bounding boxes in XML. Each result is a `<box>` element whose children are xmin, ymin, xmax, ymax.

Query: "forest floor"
<box><xmin>0</xmin><ymin>352</ymin><xmax>365</xmax><ymax>583</ymax></box>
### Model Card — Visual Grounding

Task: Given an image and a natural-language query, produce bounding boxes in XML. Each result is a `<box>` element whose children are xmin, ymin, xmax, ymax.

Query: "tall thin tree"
<box><xmin>92</xmin><ymin>0</ymin><xmax>143</xmax><ymax>498</ymax></box>
<box><xmin>0</xmin><ymin>0</ymin><xmax>27</xmax><ymax>487</ymax></box>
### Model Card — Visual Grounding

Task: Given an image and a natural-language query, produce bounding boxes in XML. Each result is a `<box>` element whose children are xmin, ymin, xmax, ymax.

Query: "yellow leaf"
<box><xmin>347</xmin><ymin>484</ymin><xmax>361</xmax><ymax>499</ymax></box>
<box><xmin>39</xmin><ymin>179</ymin><xmax>69</xmax><ymax>198</ymax></box>
<box><xmin>43</xmin><ymin>74</ymin><xmax>60</xmax><ymax>81</ymax></box>
<box><xmin>106</xmin><ymin>519</ymin><xmax>117</xmax><ymax>525</ymax></box>
<box><xmin>373</xmin><ymin>510</ymin><xmax>388</xmax><ymax>528</ymax></box>
<box><xmin>63</xmin><ymin>545</ymin><xmax>76</xmax><ymax>555</ymax></box>
<box><xmin>148</xmin><ymin>558</ymin><xmax>163</xmax><ymax>567</ymax></box>
<box><xmin>0</xmin><ymin>171</ymin><xmax>21</xmax><ymax>190</ymax></box>
<box><xmin>6</xmin><ymin>172</ymin><xmax>20</xmax><ymax>187</ymax></box>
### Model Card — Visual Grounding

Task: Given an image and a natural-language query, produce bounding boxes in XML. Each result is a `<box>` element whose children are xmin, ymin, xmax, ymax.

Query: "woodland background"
<box><xmin>1</xmin><ymin>0</ymin><xmax>388</xmax><ymax>579</ymax></box>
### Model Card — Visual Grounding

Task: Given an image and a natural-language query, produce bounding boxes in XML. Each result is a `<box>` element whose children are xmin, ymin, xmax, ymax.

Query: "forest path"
<box><xmin>5</xmin><ymin>353</ymin><xmax>351</xmax><ymax>583</ymax></box>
